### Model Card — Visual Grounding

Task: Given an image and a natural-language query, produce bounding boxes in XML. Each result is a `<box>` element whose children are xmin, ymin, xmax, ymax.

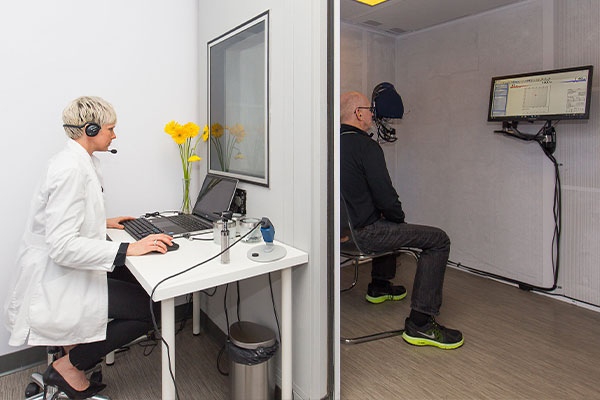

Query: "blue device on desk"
<box><xmin>247</xmin><ymin>217</ymin><xmax>287</xmax><ymax>262</ymax></box>
<box><xmin>260</xmin><ymin>217</ymin><xmax>275</xmax><ymax>243</ymax></box>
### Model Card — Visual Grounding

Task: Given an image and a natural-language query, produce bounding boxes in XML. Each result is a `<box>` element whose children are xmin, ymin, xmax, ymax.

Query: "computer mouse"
<box><xmin>166</xmin><ymin>241</ymin><xmax>180</xmax><ymax>252</ymax></box>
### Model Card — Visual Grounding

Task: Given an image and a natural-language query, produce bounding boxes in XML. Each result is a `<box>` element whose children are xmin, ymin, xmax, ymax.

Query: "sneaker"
<box><xmin>365</xmin><ymin>282</ymin><xmax>407</xmax><ymax>304</ymax></box>
<box><xmin>402</xmin><ymin>317</ymin><xmax>464</xmax><ymax>349</ymax></box>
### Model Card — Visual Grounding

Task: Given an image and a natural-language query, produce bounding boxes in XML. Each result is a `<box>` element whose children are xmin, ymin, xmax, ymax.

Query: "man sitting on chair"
<box><xmin>340</xmin><ymin>90</ymin><xmax>463</xmax><ymax>349</ymax></box>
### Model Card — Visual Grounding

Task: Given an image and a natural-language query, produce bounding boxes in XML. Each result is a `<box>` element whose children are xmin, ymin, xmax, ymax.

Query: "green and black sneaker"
<box><xmin>402</xmin><ymin>317</ymin><xmax>464</xmax><ymax>349</ymax></box>
<box><xmin>365</xmin><ymin>282</ymin><xmax>407</xmax><ymax>304</ymax></box>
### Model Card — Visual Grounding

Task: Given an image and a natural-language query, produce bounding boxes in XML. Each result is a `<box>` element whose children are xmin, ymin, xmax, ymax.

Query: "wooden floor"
<box><xmin>341</xmin><ymin>255</ymin><xmax>600</xmax><ymax>399</ymax></box>
<box><xmin>4</xmin><ymin>257</ymin><xmax>600</xmax><ymax>399</ymax></box>
<box><xmin>1</xmin><ymin>324</ymin><xmax>229</xmax><ymax>400</ymax></box>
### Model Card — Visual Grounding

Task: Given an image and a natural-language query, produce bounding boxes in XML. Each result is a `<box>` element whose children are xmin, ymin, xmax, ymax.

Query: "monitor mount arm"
<box><xmin>494</xmin><ymin>120</ymin><xmax>556</xmax><ymax>155</ymax></box>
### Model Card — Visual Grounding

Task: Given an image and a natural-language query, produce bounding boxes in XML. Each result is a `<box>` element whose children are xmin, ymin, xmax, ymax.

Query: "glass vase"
<box><xmin>181</xmin><ymin>178</ymin><xmax>191</xmax><ymax>214</ymax></box>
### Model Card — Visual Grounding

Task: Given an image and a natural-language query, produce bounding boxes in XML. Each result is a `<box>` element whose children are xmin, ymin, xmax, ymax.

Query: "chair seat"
<box><xmin>341</xmin><ymin>244</ymin><xmax>419</xmax><ymax>260</ymax></box>
<box><xmin>340</xmin><ymin>195</ymin><xmax>420</xmax><ymax>345</ymax></box>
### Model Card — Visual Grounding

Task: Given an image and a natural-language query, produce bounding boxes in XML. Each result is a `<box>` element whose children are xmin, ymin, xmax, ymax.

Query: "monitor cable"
<box><xmin>486</xmin><ymin>120</ymin><xmax>562</xmax><ymax>292</ymax></box>
<box><xmin>143</xmin><ymin>210</ymin><xmax>182</xmax><ymax>218</ymax></box>
<box><xmin>182</xmin><ymin>231</ymin><xmax>213</xmax><ymax>241</ymax></box>
<box><xmin>216</xmin><ymin>284</ymin><xmax>231</xmax><ymax>376</ymax></box>
<box><xmin>268</xmin><ymin>272</ymin><xmax>282</xmax><ymax>341</ymax></box>
<box><xmin>148</xmin><ymin>221</ymin><xmax>262</xmax><ymax>399</ymax></box>
<box><xmin>217</xmin><ymin>261</ymin><xmax>282</xmax><ymax>376</ymax></box>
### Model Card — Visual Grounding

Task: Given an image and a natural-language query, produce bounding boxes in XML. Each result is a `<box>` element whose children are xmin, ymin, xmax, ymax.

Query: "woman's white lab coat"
<box><xmin>4</xmin><ymin>140</ymin><xmax>120</xmax><ymax>346</ymax></box>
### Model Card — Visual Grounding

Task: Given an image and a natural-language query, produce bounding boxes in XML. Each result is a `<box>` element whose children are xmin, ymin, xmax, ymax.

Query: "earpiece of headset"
<box><xmin>62</xmin><ymin>122</ymin><xmax>101</xmax><ymax>137</ymax></box>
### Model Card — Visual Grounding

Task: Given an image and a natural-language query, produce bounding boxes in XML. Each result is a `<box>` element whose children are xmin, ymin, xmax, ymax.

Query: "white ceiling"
<box><xmin>341</xmin><ymin>0</ymin><xmax>525</xmax><ymax>35</ymax></box>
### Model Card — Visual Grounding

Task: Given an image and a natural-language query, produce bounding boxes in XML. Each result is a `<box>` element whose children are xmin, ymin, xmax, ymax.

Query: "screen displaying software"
<box><xmin>489</xmin><ymin>66</ymin><xmax>593</xmax><ymax>121</ymax></box>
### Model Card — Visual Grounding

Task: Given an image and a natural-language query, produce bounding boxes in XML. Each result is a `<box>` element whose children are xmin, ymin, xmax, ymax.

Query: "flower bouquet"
<box><xmin>164</xmin><ymin>121</ymin><xmax>208</xmax><ymax>213</ymax></box>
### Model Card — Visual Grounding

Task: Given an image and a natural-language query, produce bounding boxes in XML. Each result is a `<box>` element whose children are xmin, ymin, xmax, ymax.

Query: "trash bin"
<box><xmin>228</xmin><ymin>321</ymin><xmax>279</xmax><ymax>400</ymax></box>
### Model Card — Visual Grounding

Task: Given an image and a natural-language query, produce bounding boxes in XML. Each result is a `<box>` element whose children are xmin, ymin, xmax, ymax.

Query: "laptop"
<box><xmin>123</xmin><ymin>174</ymin><xmax>238</xmax><ymax>239</ymax></box>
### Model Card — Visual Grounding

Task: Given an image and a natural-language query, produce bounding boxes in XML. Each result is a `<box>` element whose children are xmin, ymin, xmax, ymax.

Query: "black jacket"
<box><xmin>340</xmin><ymin>124</ymin><xmax>405</xmax><ymax>229</ymax></box>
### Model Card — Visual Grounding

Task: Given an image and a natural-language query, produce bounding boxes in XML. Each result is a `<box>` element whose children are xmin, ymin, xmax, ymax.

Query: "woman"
<box><xmin>4</xmin><ymin>96</ymin><xmax>173</xmax><ymax>399</ymax></box>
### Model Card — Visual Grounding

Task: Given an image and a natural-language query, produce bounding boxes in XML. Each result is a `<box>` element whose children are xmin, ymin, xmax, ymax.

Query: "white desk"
<box><xmin>107</xmin><ymin>229</ymin><xmax>308</xmax><ymax>400</ymax></box>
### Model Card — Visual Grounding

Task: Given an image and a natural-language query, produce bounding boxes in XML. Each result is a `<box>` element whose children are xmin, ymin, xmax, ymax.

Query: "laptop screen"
<box><xmin>192</xmin><ymin>175</ymin><xmax>238</xmax><ymax>221</ymax></box>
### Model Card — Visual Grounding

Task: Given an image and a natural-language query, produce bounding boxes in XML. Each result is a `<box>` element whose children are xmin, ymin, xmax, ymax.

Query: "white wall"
<box><xmin>197</xmin><ymin>2</ymin><xmax>329</xmax><ymax>399</ymax></box>
<box><xmin>393</xmin><ymin>0</ymin><xmax>600</xmax><ymax>305</ymax></box>
<box><xmin>393</xmin><ymin>0</ymin><xmax>549</xmax><ymax>286</ymax></box>
<box><xmin>0</xmin><ymin>0</ymin><xmax>200</xmax><ymax>356</ymax></box>
<box><xmin>553</xmin><ymin>0</ymin><xmax>600</xmax><ymax>304</ymax></box>
<box><xmin>342</xmin><ymin>0</ymin><xmax>600</xmax><ymax>306</ymax></box>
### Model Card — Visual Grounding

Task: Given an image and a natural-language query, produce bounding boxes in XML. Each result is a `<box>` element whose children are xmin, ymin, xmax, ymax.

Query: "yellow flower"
<box><xmin>188</xmin><ymin>155</ymin><xmax>202</xmax><ymax>162</ymax></box>
<box><xmin>171</xmin><ymin>125</ymin><xmax>187</xmax><ymax>144</ymax></box>
<box><xmin>229</xmin><ymin>123</ymin><xmax>245</xmax><ymax>143</ymax></box>
<box><xmin>234</xmin><ymin>152</ymin><xmax>245</xmax><ymax>159</ymax></box>
<box><xmin>202</xmin><ymin>125</ymin><xmax>209</xmax><ymax>141</ymax></box>
<box><xmin>164</xmin><ymin>121</ymin><xmax>180</xmax><ymax>135</ymax></box>
<box><xmin>183</xmin><ymin>122</ymin><xmax>200</xmax><ymax>138</ymax></box>
<box><xmin>211</xmin><ymin>123</ymin><xmax>224</xmax><ymax>138</ymax></box>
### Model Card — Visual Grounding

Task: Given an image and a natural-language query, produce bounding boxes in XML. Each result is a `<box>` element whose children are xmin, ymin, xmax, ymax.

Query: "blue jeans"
<box><xmin>354</xmin><ymin>219</ymin><xmax>450</xmax><ymax>316</ymax></box>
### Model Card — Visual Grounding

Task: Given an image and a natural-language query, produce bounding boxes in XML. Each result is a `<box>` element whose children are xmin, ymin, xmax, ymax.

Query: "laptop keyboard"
<box><xmin>122</xmin><ymin>218</ymin><xmax>164</xmax><ymax>240</ymax></box>
<box><xmin>167</xmin><ymin>214</ymin><xmax>212</xmax><ymax>231</ymax></box>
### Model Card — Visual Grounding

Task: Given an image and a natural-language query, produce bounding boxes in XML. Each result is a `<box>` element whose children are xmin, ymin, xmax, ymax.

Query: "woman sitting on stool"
<box><xmin>4</xmin><ymin>96</ymin><xmax>174</xmax><ymax>399</ymax></box>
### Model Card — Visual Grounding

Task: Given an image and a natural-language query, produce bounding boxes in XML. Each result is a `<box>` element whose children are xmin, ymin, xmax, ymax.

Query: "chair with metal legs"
<box><xmin>25</xmin><ymin>347</ymin><xmax>109</xmax><ymax>400</ymax></box>
<box><xmin>340</xmin><ymin>195</ymin><xmax>420</xmax><ymax>345</ymax></box>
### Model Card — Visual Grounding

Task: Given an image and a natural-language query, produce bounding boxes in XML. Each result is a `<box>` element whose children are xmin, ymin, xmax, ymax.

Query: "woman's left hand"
<box><xmin>107</xmin><ymin>216</ymin><xmax>135</xmax><ymax>229</ymax></box>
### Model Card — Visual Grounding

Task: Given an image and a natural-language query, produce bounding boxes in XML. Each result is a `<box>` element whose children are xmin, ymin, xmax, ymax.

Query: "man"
<box><xmin>340</xmin><ymin>91</ymin><xmax>463</xmax><ymax>349</ymax></box>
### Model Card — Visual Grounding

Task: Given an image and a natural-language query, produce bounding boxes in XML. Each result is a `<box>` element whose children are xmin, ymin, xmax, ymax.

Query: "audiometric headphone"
<box><xmin>62</xmin><ymin>122</ymin><xmax>101</xmax><ymax>137</ymax></box>
<box><xmin>371</xmin><ymin>82</ymin><xmax>404</xmax><ymax>143</ymax></box>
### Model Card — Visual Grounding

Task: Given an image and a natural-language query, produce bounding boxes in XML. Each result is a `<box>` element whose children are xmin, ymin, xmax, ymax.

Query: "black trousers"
<box><xmin>68</xmin><ymin>266</ymin><xmax>158</xmax><ymax>371</ymax></box>
<box><xmin>354</xmin><ymin>219</ymin><xmax>451</xmax><ymax>316</ymax></box>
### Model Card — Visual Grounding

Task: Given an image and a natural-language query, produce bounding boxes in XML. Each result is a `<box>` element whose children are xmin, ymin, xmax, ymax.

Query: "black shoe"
<box><xmin>402</xmin><ymin>317</ymin><xmax>464</xmax><ymax>349</ymax></box>
<box><xmin>365</xmin><ymin>281</ymin><xmax>407</xmax><ymax>304</ymax></box>
<box><xmin>42</xmin><ymin>363</ymin><xmax>107</xmax><ymax>399</ymax></box>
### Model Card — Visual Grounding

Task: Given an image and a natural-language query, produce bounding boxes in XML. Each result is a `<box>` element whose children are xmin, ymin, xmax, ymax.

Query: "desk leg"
<box><xmin>193</xmin><ymin>291</ymin><xmax>201</xmax><ymax>335</ymax></box>
<box><xmin>161</xmin><ymin>298</ymin><xmax>176</xmax><ymax>400</ymax></box>
<box><xmin>281</xmin><ymin>268</ymin><xmax>292</xmax><ymax>400</ymax></box>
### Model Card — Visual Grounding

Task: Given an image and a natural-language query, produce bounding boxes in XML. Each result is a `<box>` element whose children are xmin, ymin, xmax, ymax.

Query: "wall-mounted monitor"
<box><xmin>488</xmin><ymin>65</ymin><xmax>593</xmax><ymax>121</ymax></box>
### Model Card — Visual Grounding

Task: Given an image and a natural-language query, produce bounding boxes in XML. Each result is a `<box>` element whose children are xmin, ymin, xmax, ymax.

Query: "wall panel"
<box><xmin>555</xmin><ymin>0</ymin><xmax>600</xmax><ymax>303</ymax></box>
<box><xmin>393</xmin><ymin>1</ymin><xmax>548</xmax><ymax>285</ymax></box>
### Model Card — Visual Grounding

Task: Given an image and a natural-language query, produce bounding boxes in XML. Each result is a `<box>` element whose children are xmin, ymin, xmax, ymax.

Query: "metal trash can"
<box><xmin>228</xmin><ymin>321</ymin><xmax>279</xmax><ymax>400</ymax></box>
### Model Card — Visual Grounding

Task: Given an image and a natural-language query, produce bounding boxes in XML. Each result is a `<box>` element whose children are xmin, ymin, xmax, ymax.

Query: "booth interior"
<box><xmin>0</xmin><ymin>1</ymin><xmax>328</xmax><ymax>400</ymax></box>
<box><xmin>339</xmin><ymin>0</ymin><xmax>600</xmax><ymax>399</ymax></box>
<box><xmin>2</xmin><ymin>0</ymin><xmax>600</xmax><ymax>399</ymax></box>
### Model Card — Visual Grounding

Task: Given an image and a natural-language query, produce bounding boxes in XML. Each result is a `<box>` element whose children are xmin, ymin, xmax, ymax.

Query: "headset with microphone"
<box><xmin>63</xmin><ymin>122</ymin><xmax>118</xmax><ymax>153</ymax></box>
<box><xmin>62</xmin><ymin>122</ymin><xmax>101</xmax><ymax>137</ymax></box>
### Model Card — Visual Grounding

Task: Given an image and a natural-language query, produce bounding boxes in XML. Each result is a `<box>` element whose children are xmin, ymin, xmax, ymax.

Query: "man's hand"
<box><xmin>127</xmin><ymin>234</ymin><xmax>174</xmax><ymax>256</ymax></box>
<box><xmin>107</xmin><ymin>216</ymin><xmax>136</xmax><ymax>229</ymax></box>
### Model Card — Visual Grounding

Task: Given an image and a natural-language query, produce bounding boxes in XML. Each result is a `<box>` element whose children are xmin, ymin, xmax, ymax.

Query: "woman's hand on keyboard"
<box><xmin>127</xmin><ymin>234</ymin><xmax>174</xmax><ymax>256</ymax></box>
<box><xmin>107</xmin><ymin>216</ymin><xmax>136</xmax><ymax>229</ymax></box>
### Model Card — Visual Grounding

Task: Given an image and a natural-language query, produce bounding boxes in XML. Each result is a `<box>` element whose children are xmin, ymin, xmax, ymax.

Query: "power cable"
<box><xmin>148</xmin><ymin>222</ymin><xmax>261</xmax><ymax>399</ymax></box>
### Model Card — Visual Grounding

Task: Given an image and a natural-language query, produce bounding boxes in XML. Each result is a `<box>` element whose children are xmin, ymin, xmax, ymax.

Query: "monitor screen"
<box><xmin>488</xmin><ymin>65</ymin><xmax>593</xmax><ymax>121</ymax></box>
<box><xmin>192</xmin><ymin>175</ymin><xmax>238</xmax><ymax>221</ymax></box>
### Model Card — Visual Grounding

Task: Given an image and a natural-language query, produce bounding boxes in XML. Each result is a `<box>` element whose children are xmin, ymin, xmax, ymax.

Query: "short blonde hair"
<box><xmin>62</xmin><ymin>96</ymin><xmax>117</xmax><ymax>139</ymax></box>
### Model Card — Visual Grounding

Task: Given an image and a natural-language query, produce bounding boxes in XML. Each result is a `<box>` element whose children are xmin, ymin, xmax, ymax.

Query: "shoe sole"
<box><xmin>401</xmin><ymin>332</ymin><xmax>464</xmax><ymax>349</ymax></box>
<box><xmin>365</xmin><ymin>291</ymin><xmax>407</xmax><ymax>304</ymax></box>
